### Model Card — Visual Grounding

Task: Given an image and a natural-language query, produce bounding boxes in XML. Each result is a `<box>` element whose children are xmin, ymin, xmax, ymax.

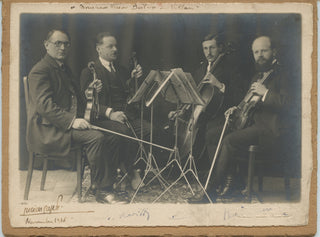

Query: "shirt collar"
<box><xmin>99</xmin><ymin>57</ymin><xmax>113</xmax><ymax>72</ymax></box>
<box><xmin>55</xmin><ymin>60</ymin><xmax>64</xmax><ymax>67</ymax></box>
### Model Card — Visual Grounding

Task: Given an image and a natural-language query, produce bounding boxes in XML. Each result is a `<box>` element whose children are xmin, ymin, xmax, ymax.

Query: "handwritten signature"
<box><xmin>22</xmin><ymin>195</ymin><xmax>64</xmax><ymax>216</ymax></box>
<box><xmin>120</xmin><ymin>208</ymin><xmax>150</xmax><ymax>221</ymax></box>
<box><xmin>224</xmin><ymin>207</ymin><xmax>290</xmax><ymax>220</ymax></box>
<box><xmin>107</xmin><ymin>208</ymin><xmax>150</xmax><ymax>221</ymax></box>
<box><xmin>21</xmin><ymin>195</ymin><xmax>94</xmax><ymax>217</ymax></box>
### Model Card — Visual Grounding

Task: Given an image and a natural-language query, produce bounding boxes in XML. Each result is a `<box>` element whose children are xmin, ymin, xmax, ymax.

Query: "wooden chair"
<box><xmin>23</xmin><ymin>76</ymin><xmax>83</xmax><ymax>201</ymax></box>
<box><xmin>241</xmin><ymin>145</ymin><xmax>291</xmax><ymax>202</ymax></box>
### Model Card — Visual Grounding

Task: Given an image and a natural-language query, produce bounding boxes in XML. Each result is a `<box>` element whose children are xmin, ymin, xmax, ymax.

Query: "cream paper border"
<box><xmin>8</xmin><ymin>2</ymin><xmax>313</xmax><ymax>227</ymax></box>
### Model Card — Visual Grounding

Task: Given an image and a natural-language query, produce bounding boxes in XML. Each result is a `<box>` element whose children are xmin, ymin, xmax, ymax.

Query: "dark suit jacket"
<box><xmin>193</xmin><ymin>55</ymin><xmax>246</xmax><ymax>122</ymax></box>
<box><xmin>27</xmin><ymin>54</ymin><xmax>86</xmax><ymax>156</ymax></box>
<box><xmin>80</xmin><ymin>59</ymin><xmax>132</xmax><ymax>118</ymax></box>
<box><xmin>252</xmin><ymin>64</ymin><xmax>290</xmax><ymax>139</ymax></box>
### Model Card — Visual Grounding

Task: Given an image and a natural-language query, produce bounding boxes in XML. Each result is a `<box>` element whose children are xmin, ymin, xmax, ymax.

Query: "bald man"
<box><xmin>192</xmin><ymin>36</ymin><xmax>290</xmax><ymax>202</ymax></box>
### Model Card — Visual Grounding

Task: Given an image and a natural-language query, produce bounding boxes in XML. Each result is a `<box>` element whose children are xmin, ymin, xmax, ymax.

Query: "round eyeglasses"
<box><xmin>49</xmin><ymin>41</ymin><xmax>71</xmax><ymax>48</ymax></box>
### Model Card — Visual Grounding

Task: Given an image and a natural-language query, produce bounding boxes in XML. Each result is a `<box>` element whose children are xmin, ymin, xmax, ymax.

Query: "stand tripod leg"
<box><xmin>152</xmin><ymin>171</ymin><xmax>184</xmax><ymax>203</ymax></box>
<box><xmin>184</xmin><ymin>169</ymin><xmax>213</xmax><ymax>204</ymax></box>
<box><xmin>130</xmin><ymin>152</ymin><xmax>170</xmax><ymax>203</ymax></box>
<box><xmin>130</xmin><ymin>103</ymin><xmax>172</xmax><ymax>203</ymax></box>
<box><xmin>145</xmin><ymin>153</ymin><xmax>170</xmax><ymax>187</ymax></box>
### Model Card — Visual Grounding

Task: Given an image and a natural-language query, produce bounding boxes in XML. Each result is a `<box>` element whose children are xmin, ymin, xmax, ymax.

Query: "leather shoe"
<box><xmin>130</xmin><ymin>169</ymin><xmax>144</xmax><ymax>190</ymax></box>
<box><xmin>187</xmin><ymin>191</ymin><xmax>216</xmax><ymax>204</ymax></box>
<box><xmin>96</xmin><ymin>192</ymin><xmax>128</xmax><ymax>204</ymax></box>
<box><xmin>219</xmin><ymin>175</ymin><xmax>234</xmax><ymax>198</ymax></box>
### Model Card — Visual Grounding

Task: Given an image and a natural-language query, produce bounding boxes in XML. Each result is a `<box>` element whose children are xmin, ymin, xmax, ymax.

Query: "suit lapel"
<box><xmin>44</xmin><ymin>54</ymin><xmax>75</xmax><ymax>94</ymax></box>
<box><xmin>113</xmin><ymin>63</ymin><xmax>128</xmax><ymax>91</ymax></box>
<box><xmin>95</xmin><ymin>60</ymin><xmax>111</xmax><ymax>95</ymax></box>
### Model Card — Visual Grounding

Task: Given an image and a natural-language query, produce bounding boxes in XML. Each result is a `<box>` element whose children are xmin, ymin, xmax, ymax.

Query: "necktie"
<box><xmin>109</xmin><ymin>62</ymin><xmax>116</xmax><ymax>73</ymax></box>
<box><xmin>60</xmin><ymin>63</ymin><xmax>66</xmax><ymax>71</ymax></box>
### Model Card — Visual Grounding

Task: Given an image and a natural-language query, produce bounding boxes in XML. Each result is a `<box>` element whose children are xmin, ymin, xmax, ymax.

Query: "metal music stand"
<box><xmin>146</xmin><ymin>68</ymin><xmax>213</xmax><ymax>203</ymax></box>
<box><xmin>128</xmin><ymin>70</ymin><xmax>174</xmax><ymax>203</ymax></box>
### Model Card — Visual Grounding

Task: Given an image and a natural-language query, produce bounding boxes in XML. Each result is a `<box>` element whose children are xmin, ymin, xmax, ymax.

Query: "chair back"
<box><xmin>23</xmin><ymin>76</ymin><xmax>30</xmax><ymax>106</ymax></box>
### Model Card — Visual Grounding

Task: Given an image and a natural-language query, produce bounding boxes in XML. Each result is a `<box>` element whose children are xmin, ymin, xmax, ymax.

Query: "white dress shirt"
<box><xmin>207</xmin><ymin>60</ymin><xmax>225</xmax><ymax>93</ymax></box>
<box><xmin>99</xmin><ymin>57</ymin><xmax>116</xmax><ymax>118</ymax></box>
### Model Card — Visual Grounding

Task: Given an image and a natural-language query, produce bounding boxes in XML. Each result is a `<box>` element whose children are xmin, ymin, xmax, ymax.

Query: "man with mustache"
<box><xmin>80</xmin><ymin>32</ymin><xmax>150</xmax><ymax>193</ymax></box>
<box><xmin>27</xmin><ymin>30</ymin><xmax>126</xmax><ymax>204</ymax></box>
<box><xmin>201</xmin><ymin>35</ymin><xmax>290</xmax><ymax>202</ymax></box>
<box><xmin>169</xmin><ymin>33</ymin><xmax>244</xmax><ymax>181</ymax></box>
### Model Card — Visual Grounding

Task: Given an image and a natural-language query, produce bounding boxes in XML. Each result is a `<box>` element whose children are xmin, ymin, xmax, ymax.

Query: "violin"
<box><xmin>84</xmin><ymin>61</ymin><xmax>100</xmax><ymax>122</ymax></box>
<box><xmin>127</xmin><ymin>52</ymin><xmax>142</xmax><ymax>110</ymax></box>
<box><xmin>231</xmin><ymin>69</ymin><xmax>273</xmax><ymax>130</ymax></box>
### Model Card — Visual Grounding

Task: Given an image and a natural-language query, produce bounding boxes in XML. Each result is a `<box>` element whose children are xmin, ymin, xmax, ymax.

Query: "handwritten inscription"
<box><xmin>25</xmin><ymin>216</ymin><xmax>67</xmax><ymax>225</ymax></box>
<box><xmin>73</xmin><ymin>3</ymin><xmax>196</xmax><ymax>11</ymax></box>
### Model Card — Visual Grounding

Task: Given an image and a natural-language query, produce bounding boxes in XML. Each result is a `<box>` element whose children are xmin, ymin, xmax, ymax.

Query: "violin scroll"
<box><xmin>84</xmin><ymin>61</ymin><xmax>100</xmax><ymax>122</ymax></box>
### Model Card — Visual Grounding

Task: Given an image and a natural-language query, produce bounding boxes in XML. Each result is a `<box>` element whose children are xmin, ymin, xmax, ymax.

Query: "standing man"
<box><xmin>204</xmin><ymin>35</ymin><xmax>290</xmax><ymax>202</ymax></box>
<box><xmin>80</xmin><ymin>32</ymin><xmax>150</xmax><ymax>190</ymax></box>
<box><xmin>27</xmin><ymin>29</ymin><xmax>125</xmax><ymax>204</ymax></box>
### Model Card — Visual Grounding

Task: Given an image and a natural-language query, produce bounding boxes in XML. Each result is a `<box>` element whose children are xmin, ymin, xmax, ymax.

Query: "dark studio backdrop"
<box><xmin>19</xmin><ymin>13</ymin><xmax>301</xmax><ymax>178</ymax></box>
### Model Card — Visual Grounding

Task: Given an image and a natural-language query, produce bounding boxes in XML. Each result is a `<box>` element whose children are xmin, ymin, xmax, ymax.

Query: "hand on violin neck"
<box><xmin>250</xmin><ymin>82</ymin><xmax>267</xmax><ymax>96</ymax></box>
<box><xmin>89</xmin><ymin>79</ymin><xmax>102</xmax><ymax>93</ymax></box>
<box><xmin>72</xmin><ymin>118</ymin><xmax>91</xmax><ymax>130</ymax></box>
<box><xmin>202</xmin><ymin>73</ymin><xmax>223</xmax><ymax>88</ymax></box>
<box><xmin>109</xmin><ymin>111</ymin><xmax>127</xmax><ymax>124</ymax></box>
<box><xmin>131</xmin><ymin>64</ymin><xmax>143</xmax><ymax>79</ymax></box>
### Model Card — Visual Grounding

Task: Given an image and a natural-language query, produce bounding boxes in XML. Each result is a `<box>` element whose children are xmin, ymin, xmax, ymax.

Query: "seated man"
<box><xmin>202</xmin><ymin>35</ymin><xmax>290</xmax><ymax>202</ymax></box>
<box><xmin>168</xmin><ymin>33</ymin><xmax>245</xmax><ymax>169</ymax></box>
<box><xmin>27</xmin><ymin>29</ymin><xmax>125</xmax><ymax>204</ymax></box>
<box><xmin>80</xmin><ymin>32</ymin><xmax>151</xmax><ymax>190</ymax></box>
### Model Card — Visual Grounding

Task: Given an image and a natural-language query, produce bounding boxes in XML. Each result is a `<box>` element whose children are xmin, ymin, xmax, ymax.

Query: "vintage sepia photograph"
<box><xmin>3</xmin><ymin>1</ymin><xmax>316</xmax><ymax>235</ymax></box>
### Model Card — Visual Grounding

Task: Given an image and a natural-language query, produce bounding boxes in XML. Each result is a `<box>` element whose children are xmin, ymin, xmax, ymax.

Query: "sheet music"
<box><xmin>134</xmin><ymin>68</ymin><xmax>205</xmax><ymax>106</ymax></box>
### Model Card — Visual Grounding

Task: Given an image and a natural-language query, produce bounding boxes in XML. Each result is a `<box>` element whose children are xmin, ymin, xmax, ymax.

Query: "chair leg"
<box><xmin>258</xmin><ymin>170</ymin><xmax>263</xmax><ymax>192</ymax></box>
<box><xmin>24</xmin><ymin>152</ymin><xmax>35</xmax><ymax>200</ymax></box>
<box><xmin>40</xmin><ymin>158</ymin><xmax>48</xmax><ymax>191</ymax></box>
<box><xmin>247</xmin><ymin>148</ymin><xmax>256</xmax><ymax>202</ymax></box>
<box><xmin>284</xmin><ymin>177</ymin><xmax>290</xmax><ymax>200</ymax></box>
<box><xmin>76</xmin><ymin>149</ymin><xmax>82</xmax><ymax>202</ymax></box>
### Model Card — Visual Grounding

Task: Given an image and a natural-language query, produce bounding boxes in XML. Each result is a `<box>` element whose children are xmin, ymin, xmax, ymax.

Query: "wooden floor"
<box><xmin>20</xmin><ymin>169</ymin><xmax>301</xmax><ymax>204</ymax></box>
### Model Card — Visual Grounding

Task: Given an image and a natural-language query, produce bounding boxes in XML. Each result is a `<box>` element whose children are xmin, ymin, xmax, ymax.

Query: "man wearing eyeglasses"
<box><xmin>27</xmin><ymin>29</ymin><xmax>126</xmax><ymax>204</ymax></box>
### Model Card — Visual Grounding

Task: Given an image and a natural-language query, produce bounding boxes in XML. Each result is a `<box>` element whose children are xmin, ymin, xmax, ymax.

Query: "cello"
<box><xmin>84</xmin><ymin>61</ymin><xmax>100</xmax><ymax>122</ymax></box>
<box><xmin>178</xmin><ymin>52</ymin><xmax>226</xmax><ymax>159</ymax></box>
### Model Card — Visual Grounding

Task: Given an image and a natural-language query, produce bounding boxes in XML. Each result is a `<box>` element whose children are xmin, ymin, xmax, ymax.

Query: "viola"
<box><xmin>84</xmin><ymin>61</ymin><xmax>100</xmax><ymax>122</ymax></box>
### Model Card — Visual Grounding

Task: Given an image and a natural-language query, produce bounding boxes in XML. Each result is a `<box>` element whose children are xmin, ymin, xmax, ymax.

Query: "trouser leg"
<box><xmin>209</xmin><ymin>125</ymin><xmax>262</xmax><ymax>190</ymax></box>
<box><xmin>71</xmin><ymin>129</ymin><xmax>114</xmax><ymax>190</ymax></box>
<box><xmin>94</xmin><ymin>120</ymin><xmax>135</xmax><ymax>176</ymax></box>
